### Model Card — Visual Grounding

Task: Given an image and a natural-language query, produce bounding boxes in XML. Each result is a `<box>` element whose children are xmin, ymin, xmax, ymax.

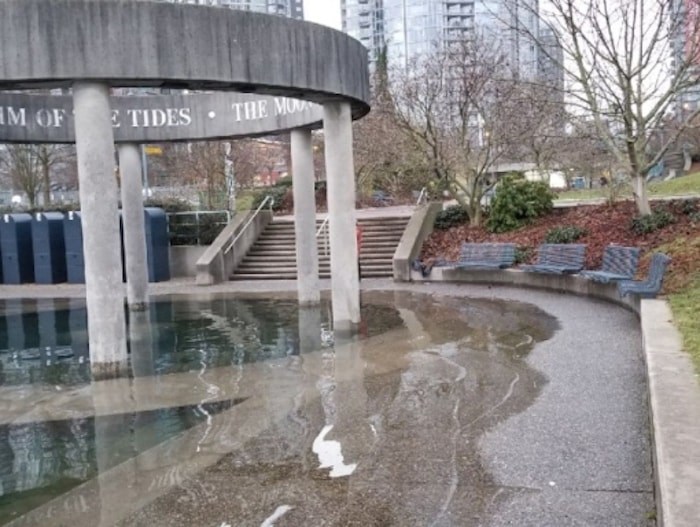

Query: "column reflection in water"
<box><xmin>128</xmin><ymin>309</ymin><xmax>155</xmax><ymax>378</ymax></box>
<box><xmin>92</xmin><ymin>379</ymin><xmax>134</xmax><ymax>526</ymax></box>
<box><xmin>312</xmin><ymin>329</ymin><xmax>368</xmax><ymax>479</ymax></box>
<box><xmin>6</xmin><ymin>299</ymin><xmax>24</xmax><ymax>352</ymax></box>
<box><xmin>298</xmin><ymin>305</ymin><xmax>322</xmax><ymax>353</ymax></box>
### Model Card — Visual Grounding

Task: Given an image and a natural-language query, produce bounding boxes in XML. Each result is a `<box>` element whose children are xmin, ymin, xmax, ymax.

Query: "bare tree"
<box><xmin>353</xmin><ymin>89</ymin><xmax>432</xmax><ymax>200</ymax></box>
<box><xmin>0</xmin><ymin>144</ymin><xmax>73</xmax><ymax>208</ymax></box>
<box><xmin>503</xmin><ymin>83</ymin><xmax>569</xmax><ymax>172</ymax></box>
<box><xmin>519</xmin><ymin>0</ymin><xmax>700</xmax><ymax>215</ymax></box>
<box><xmin>389</xmin><ymin>39</ymin><xmax>527</xmax><ymax>226</ymax></box>
<box><xmin>161</xmin><ymin>138</ymin><xmax>288</xmax><ymax>211</ymax></box>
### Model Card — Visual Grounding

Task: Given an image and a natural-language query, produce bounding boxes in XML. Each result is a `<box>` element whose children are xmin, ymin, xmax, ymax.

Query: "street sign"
<box><xmin>144</xmin><ymin>145</ymin><xmax>162</xmax><ymax>155</ymax></box>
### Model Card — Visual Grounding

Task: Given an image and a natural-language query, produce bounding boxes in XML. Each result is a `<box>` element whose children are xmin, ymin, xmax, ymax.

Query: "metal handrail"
<box><xmin>416</xmin><ymin>187</ymin><xmax>428</xmax><ymax>206</ymax></box>
<box><xmin>316</xmin><ymin>216</ymin><xmax>329</xmax><ymax>256</ymax></box>
<box><xmin>224</xmin><ymin>195</ymin><xmax>274</xmax><ymax>254</ymax></box>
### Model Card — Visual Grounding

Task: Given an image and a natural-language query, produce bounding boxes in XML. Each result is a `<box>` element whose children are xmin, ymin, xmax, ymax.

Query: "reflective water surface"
<box><xmin>0</xmin><ymin>291</ymin><xmax>559</xmax><ymax>526</ymax></box>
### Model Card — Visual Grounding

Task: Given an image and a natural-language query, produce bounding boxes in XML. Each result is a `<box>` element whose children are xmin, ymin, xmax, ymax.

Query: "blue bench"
<box><xmin>455</xmin><ymin>243</ymin><xmax>516</xmax><ymax>270</ymax></box>
<box><xmin>411</xmin><ymin>256</ymin><xmax>449</xmax><ymax>277</ymax></box>
<box><xmin>580</xmin><ymin>245</ymin><xmax>641</xmax><ymax>283</ymax></box>
<box><xmin>617</xmin><ymin>253</ymin><xmax>671</xmax><ymax>298</ymax></box>
<box><xmin>371</xmin><ymin>190</ymin><xmax>394</xmax><ymax>206</ymax></box>
<box><xmin>520</xmin><ymin>244</ymin><xmax>586</xmax><ymax>274</ymax></box>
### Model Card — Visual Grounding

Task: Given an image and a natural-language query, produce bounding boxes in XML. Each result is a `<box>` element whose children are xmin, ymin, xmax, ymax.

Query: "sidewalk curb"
<box><xmin>641</xmin><ymin>300</ymin><xmax>700</xmax><ymax>527</ymax></box>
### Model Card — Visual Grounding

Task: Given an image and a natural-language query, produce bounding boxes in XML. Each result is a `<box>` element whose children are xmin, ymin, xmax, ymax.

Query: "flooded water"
<box><xmin>0</xmin><ymin>297</ymin><xmax>403</xmax><ymax>386</ymax></box>
<box><xmin>0</xmin><ymin>291</ymin><xmax>560</xmax><ymax>526</ymax></box>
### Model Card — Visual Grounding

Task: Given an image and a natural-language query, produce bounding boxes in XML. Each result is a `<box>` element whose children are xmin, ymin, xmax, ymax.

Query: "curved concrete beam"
<box><xmin>0</xmin><ymin>92</ymin><xmax>324</xmax><ymax>143</ymax></box>
<box><xmin>0</xmin><ymin>0</ymin><xmax>370</xmax><ymax>116</ymax></box>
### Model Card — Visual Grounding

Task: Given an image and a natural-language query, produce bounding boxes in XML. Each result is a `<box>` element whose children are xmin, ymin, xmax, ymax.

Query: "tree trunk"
<box><xmin>41</xmin><ymin>157</ymin><xmax>51</xmax><ymax>206</ymax></box>
<box><xmin>632</xmin><ymin>174</ymin><xmax>651</xmax><ymax>215</ymax></box>
<box><xmin>469</xmin><ymin>205</ymin><xmax>482</xmax><ymax>227</ymax></box>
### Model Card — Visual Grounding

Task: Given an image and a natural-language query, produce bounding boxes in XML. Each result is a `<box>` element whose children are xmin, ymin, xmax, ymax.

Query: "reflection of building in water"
<box><xmin>0</xmin><ymin>418</ymin><xmax>94</xmax><ymax>498</ymax></box>
<box><xmin>0</xmin><ymin>299</ymin><xmax>90</xmax><ymax>387</ymax></box>
<box><xmin>0</xmin><ymin>403</ymin><xmax>235</xmax><ymax>512</ymax></box>
<box><xmin>0</xmin><ymin>298</ymin><xmax>405</xmax><ymax>386</ymax></box>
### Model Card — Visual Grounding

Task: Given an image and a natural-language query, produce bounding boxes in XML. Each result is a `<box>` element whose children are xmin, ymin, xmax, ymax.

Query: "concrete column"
<box><xmin>118</xmin><ymin>143</ymin><xmax>149</xmax><ymax>311</ymax></box>
<box><xmin>298</xmin><ymin>305</ymin><xmax>322</xmax><ymax>352</ymax></box>
<box><xmin>73</xmin><ymin>82</ymin><xmax>127</xmax><ymax>379</ymax></box>
<box><xmin>323</xmin><ymin>102</ymin><xmax>360</xmax><ymax>332</ymax></box>
<box><xmin>291</xmin><ymin>128</ymin><xmax>320</xmax><ymax>305</ymax></box>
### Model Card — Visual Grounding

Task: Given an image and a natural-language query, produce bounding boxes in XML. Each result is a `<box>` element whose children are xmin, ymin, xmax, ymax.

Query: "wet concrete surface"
<box><xmin>0</xmin><ymin>282</ymin><xmax>654</xmax><ymax>526</ymax></box>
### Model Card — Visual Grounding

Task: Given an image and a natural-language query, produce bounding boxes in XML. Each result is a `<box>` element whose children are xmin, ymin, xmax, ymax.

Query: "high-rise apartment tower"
<box><xmin>163</xmin><ymin>0</ymin><xmax>303</xmax><ymax>19</ymax></box>
<box><xmin>342</xmin><ymin>0</ymin><xmax>543</xmax><ymax>79</ymax></box>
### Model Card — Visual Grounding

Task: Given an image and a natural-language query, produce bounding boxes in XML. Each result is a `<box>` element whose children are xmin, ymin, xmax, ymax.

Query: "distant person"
<box><xmin>356</xmin><ymin>222</ymin><xmax>363</xmax><ymax>281</ymax></box>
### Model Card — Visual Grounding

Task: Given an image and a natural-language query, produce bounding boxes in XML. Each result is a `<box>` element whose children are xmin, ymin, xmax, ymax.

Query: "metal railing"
<box><xmin>416</xmin><ymin>187</ymin><xmax>428</xmax><ymax>206</ymax></box>
<box><xmin>316</xmin><ymin>217</ymin><xmax>330</xmax><ymax>256</ymax></box>
<box><xmin>166</xmin><ymin>210</ymin><xmax>231</xmax><ymax>246</ymax></box>
<box><xmin>224</xmin><ymin>195</ymin><xmax>274</xmax><ymax>254</ymax></box>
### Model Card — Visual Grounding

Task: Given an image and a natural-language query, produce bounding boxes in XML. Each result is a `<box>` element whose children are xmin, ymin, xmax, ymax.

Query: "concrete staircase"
<box><xmin>231</xmin><ymin>216</ymin><xmax>409</xmax><ymax>280</ymax></box>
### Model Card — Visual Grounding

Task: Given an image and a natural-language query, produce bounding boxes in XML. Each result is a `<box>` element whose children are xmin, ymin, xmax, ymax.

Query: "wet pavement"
<box><xmin>0</xmin><ymin>281</ymin><xmax>654</xmax><ymax>526</ymax></box>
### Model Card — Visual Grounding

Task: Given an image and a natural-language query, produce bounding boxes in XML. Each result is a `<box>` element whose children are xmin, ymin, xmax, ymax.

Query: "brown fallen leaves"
<box><xmin>420</xmin><ymin>200</ymin><xmax>700</xmax><ymax>279</ymax></box>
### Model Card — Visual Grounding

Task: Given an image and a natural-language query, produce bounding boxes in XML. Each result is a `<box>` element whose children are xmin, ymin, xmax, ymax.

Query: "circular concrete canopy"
<box><xmin>0</xmin><ymin>0</ymin><xmax>370</xmax><ymax>142</ymax></box>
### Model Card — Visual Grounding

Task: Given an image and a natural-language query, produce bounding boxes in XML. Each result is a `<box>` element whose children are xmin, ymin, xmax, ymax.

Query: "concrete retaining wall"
<box><xmin>641</xmin><ymin>301</ymin><xmax>700</xmax><ymax>527</ymax></box>
<box><xmin>169</xmin><ymin>246</ymin><xmax>207</xmax><ymax>278</ymax></box>
<box><xmin>393</xmin><ymin>203</ymin><xmax>443</xmax><ymax>282</ymax></box>
<box><xmin>195</xmin><ymin>210</ymin><xmax>272</xmax><ymax>285</ymax></box>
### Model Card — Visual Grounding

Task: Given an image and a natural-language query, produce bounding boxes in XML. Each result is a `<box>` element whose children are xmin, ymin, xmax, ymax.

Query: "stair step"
<box><xmin>232</xmin><ymin>213</ymin><xmax>409</xmax><ymax>281</ymax></box>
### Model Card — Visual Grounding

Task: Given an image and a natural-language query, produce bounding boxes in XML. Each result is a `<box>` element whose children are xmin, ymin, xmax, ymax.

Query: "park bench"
<box><xmin>617</xmin><ymin>253</ymin><xmax>671</xmax><ymax>298</ymax></box>
<box><xmin>520</xmin><ymin>243</ymin><xmax>586</xmax><ymax>274</ymax></box>
<box><xmin>411</xmin><ymin>256</ymin><xmax>449</xmax><ymax>277</ymax></box>
<box><xmin>455</xmin><ymin>242</ymin><xmax>516</xmax><ymax>270</ymax></box>
<box><xmin>580</xmin><ymin>245</ymin><xmax>641</xmax><ymax>283</ymax></box>
<box><xmin>371</xmin><ymin>190</ymin><xmax>395</xmax><ymax>206</ymax></box>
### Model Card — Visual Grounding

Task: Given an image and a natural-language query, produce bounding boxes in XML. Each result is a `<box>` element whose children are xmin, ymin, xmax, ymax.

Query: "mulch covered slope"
<box><xmin>420</xmin><ymin>200</ymin><xmax>700</xmax><ymax>281</ymax></box>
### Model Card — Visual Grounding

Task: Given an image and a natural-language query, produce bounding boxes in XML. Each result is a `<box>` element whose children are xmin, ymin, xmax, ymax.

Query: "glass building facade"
<box><xmin>342</xmin><ymin>0</ymin><xmax>544</xmax><ymax>79</ymax></box>
<box><xmin>163</xmin><ymin>0</ymin><xmax>304</xmax><ymax>19</ymax></box>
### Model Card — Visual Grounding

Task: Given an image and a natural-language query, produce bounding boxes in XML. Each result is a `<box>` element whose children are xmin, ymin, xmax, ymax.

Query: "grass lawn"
<box><xmin>654</xmin><ymin>233</ymin><xmax>700</xmax><ymax>374</ymax></box>
<box><xmin>235</xmin><ymin>190</ymin><xmax>257</xmax><ymax>211</ymax></box>
<box><xmin>555</xmin><ymin>172</ymin><xmax>700</xmax><ymax>201</ymax></box>
<box><xmin>649</xmin><ymin>171</ymin><xmax>700</xmax><ymax>196</ymax></box>
<box><xmin>669</xmin><ymin>279</ymin><xmax>700</xmax><ymax>374</ymax></box>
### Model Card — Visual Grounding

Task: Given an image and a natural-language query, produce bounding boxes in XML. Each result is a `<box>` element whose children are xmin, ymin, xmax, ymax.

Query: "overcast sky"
<box><xmin>305</xmin><ymin>0</ymin><xmax>341</xmax><ymax>29</ymax></box>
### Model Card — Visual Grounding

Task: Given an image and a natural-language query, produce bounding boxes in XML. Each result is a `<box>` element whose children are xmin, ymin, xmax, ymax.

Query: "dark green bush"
<box><xmin>275</xmin><ymin>177</ymin><xmax>294</xmax><ymax>188</ymax></box>
<box><xmin>168</xmin><ymin>211</ymin><xmax>229</xmax><ymax>246</ymax></box>
<box><xmin>630</xmin><ymin>209</ymin><xmax>676</xmax><ymax>235</ymax></box>
<box><xmin>680</xmin><ymin>199</ymin><xmax>698</xmax><ymax>215</ymax></box>
<box><xmin>144</xmin><ymin>197</ymin><xmax>193</xmax><ymax>213</ymax></box>
<box><xmin>690</xmin><ymin>211</ymin><xmax>700</xmax><ymax>224</ymax></box>
<box><xmin>514</xmin><ymin>245</ymin><xmax>534</xmax><ymax>264</ymax></box>
<box><xmin>251</xmin><ymin>186</ymin><xmax>289</xmax><ymax>211</ymax></box>
<box><xmin>434</xmin><ymin>205</ymin><xmax>469</xmax><ymax>230</ymax></box>
<box><xmin>314</xmin><ymin>180</ymin><xmax>327</xmax><ymax>193</ymax></box>
<box><xmin>486</xmin><ymin>173</ymin><xmax>555</xmax><ymax>233</ymax></box>
<box><xmin>544</xmin><ymin>225</ymin><xmax>587</xmax><ymax>244</ymax></box>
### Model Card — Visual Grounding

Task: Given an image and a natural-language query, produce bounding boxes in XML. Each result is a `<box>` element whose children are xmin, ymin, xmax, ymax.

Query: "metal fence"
<box><xmin>166</xmin><ymin>210</ymin><xmax>231</xmax><ymax>246</ymax></box>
